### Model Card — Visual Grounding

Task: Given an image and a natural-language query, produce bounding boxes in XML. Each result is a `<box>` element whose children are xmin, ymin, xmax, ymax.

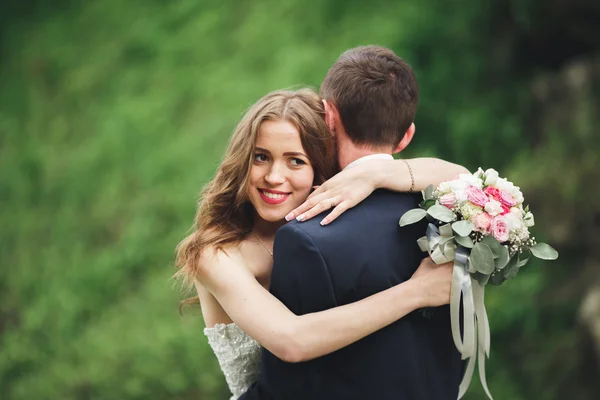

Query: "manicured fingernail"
<box><xmin>285</xmin><ymin>213</ymin><xmax>294</xmax><ymax>221</ymax></box>
<box><xmin>320</xmin><ymin>218</ymin><xmax>329</xmax><ymax>226</ymax></box>
<box><xmin>296</xmin><ymin>214</ymin><xmax>305</xmax><ymax>222</ymax></box>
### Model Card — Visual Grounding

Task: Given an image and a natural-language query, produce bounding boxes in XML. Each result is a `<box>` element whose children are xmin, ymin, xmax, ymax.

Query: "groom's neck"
<box><xmin>337</xmin><ymin>138</ymin><xmax>393</xmax><ymax>170</ymax></box>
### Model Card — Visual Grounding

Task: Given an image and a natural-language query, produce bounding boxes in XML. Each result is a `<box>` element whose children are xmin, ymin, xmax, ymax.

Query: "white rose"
<box><xmin>484</xmin><ymin>168</ymin><xmax>499</xmax><ymax>186</ymax></box>
<box><xmin>510</xmin><ymin>207</ymin><xmax>522</xmax><ymax>217</ymax></box>
<box><xmin>523</xmin><ymin>211</ymin><xmax>535</xmax><ymax>227</ymax></box>
<box><xmin>514</xmin><ymin>192</ymin><xmax>524</xmax><ymax>205</ymax></box>
<box><xmin>458</xmin><ymin>173</ymin><xmax>483</xmax><ymax>189</ymax></box>
<box><xmin>503</xmin><ymin>213</ymin><xmax>523</xmax><ymax>231</ymax></box>
<box><xmin>454</xmin><ymin>189</ymin><xmax>468</xmax><ymax>203</ymax></box>
<box><xmin>494</xmin><ymin>177</ymin><xmax>506</xmax><ymax>190</ymax></box>
<box><xmin>484</xmin><ymin>198</ymin><xmax>503</xmax><ymax>216</ymax></box>
<box><xmin>437</xmin><ymin>181</ymin><xmax>452</xmax><ymax>194</ymax></box>
<box><xmin>449</xmin><ymin>179</ymin><xmax>468</xmax><ymax>192</ymax></box>
<box><xmin>495</xmin><ymin>177</ymin><xmax>511</xmax><ymax>192</ymax></box>
<box><xmin>510</xmin><ymin>185</ymin><xmax>521</xmax><ymax>197</ymax></box>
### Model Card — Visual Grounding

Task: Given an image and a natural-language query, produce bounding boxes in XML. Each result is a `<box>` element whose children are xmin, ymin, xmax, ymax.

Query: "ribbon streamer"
<box><xmin>417</xmin><ymin>223</ymin><xmax>493</xmax><ymax>400</ymax></box>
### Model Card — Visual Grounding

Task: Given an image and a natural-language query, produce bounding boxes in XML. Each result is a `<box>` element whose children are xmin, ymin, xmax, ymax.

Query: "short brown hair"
<box><xmin>320</xmin><ymin>45</ymin><xmax>419</xmax><ymax>147</ymax></box>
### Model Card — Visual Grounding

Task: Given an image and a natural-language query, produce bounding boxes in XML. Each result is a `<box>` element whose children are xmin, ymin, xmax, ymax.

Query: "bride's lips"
<box><xmin>258</xmin><ymin>189</ymin><xmax>291</xmax><ymax>205</ymax></box>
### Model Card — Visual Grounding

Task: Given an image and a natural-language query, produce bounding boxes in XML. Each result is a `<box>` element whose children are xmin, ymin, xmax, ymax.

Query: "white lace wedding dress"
<box><xmin>204</xmin><ymin>322</ymin><xmax>261</xmax><ymax>400</ymax></box>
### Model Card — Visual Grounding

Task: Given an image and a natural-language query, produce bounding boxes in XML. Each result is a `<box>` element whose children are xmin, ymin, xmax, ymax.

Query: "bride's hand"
<box><xmin>410</xmin><ymin>257</ymin><xmax>453</xmax><ymax>308</ymax></box>
<box><xmin>285</xmin><ymin>160</ymin><xmax>384</xmax><ymax>226</ymax></box>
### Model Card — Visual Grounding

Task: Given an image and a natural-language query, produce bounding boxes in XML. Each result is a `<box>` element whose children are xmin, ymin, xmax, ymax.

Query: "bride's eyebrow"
<box><xmin>255</xmin><ymin>147</ymin><xmax>270</xmax><ymax>153</ymax></box>
<box><xmin>283</xmin><ymin>152</ymin><xmax>308</xmax><ymax>158</ymax></box>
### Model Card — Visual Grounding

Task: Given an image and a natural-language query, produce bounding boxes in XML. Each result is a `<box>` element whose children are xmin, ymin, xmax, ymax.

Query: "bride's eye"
<box><xmin>289</xmin><ymin>158</ymin><xmax>306</xmax><ymax>167</ymax></box>
<box><xmin>254</xmin><ymin>153</ymin><xmax>269</xmax><ymax>163</ymax></box>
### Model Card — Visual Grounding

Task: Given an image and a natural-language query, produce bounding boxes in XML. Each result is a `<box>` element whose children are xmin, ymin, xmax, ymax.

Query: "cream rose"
<box><xmin>460</xmin><ymin>202</ymin><xmax>483</xmax><ymax>220</ymax></box>
<box><xmin>437</xmin><ymin>181</ymin><xmax>452</xmax><ymax>195</ymax></box>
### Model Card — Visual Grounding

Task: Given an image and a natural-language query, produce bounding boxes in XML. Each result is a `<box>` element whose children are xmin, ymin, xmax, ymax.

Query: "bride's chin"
<box><xmin>254</xmin><ymin>209</ymin><xmax>288</xmax><ymax>224</ymax></box>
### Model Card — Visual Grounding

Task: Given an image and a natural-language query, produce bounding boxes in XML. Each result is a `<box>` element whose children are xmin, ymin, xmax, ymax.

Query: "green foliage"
<box><xmin>1</xmin><ymin>0</ymin><xmax>598</xmax><ymax>399</ymax></box>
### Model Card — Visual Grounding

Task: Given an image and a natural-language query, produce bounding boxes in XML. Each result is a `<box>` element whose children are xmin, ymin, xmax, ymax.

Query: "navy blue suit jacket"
<box><xmin>240</xmin><ymin>190</ymin><xmax>462</xmax><ymax>400</ymax></box>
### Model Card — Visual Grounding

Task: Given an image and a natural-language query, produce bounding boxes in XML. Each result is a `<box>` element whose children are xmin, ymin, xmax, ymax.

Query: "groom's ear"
<box><xmin>322</xmin><ymin>99</ymin><xmax>338</xmax><ymax>135</ymax></box>
<box><xmin>393</xmin><ymin>123</ymin><xmax>415</xmax><ymax>153</ymax></box>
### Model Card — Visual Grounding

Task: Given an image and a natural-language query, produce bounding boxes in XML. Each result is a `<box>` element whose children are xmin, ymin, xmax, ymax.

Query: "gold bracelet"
<box><xmin>402</xmin><ymin>159</ymin><xmax>415</xmax><ymax>193</ymax></box>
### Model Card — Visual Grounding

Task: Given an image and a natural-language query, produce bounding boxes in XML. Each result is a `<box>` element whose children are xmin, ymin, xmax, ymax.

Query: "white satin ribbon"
<box><xmin>417</xmin><ymin>224</ymin><xmax>493</xmax><ymax>400</ymax></box>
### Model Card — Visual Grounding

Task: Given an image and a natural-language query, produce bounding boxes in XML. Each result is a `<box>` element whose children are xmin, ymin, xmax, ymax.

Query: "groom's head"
<box><xmin>320</xmin><ymin>46</ymin><xmax>419</xmax><ymax>162</ymax></box>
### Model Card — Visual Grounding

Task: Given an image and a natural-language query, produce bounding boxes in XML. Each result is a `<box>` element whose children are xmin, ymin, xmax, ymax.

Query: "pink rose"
<box><xmin>466</xmin><ymin>186</ymin><xmax>489</xmax><ymax>208</ymax></box>
<box><xmin>498</xmin><ymin>190</ymin><xmax>516</xmax><ymax>207</ymax></box>
<box><xmin>439</xmin><ymin>193</ymin><xmax>456</xmax><ymax>209</ymax></box>
<box><xmin>490</xmin><ymin>216</ymin><xmax>510</xmax><ymax>242</ymax></box>
<box><xmin>484</xmin><ymin>186</ymin><xmax>502</xmax><ymax>201</ymax></box>
<box><xmin>472</xmin><ymin>212</ymin><xmax>493</xmax><ymax>233</ymax></box>
<box><xmin>501</xmin><ymin>204</ymin><xmax>510</xmax><ymax>215</ymax></box>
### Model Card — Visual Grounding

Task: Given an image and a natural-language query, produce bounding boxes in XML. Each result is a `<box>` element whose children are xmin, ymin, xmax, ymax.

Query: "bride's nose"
<box><xmin>264</xmin><ymin>163</ymin><xmax>286</xmax><ymax>185</ymax></box>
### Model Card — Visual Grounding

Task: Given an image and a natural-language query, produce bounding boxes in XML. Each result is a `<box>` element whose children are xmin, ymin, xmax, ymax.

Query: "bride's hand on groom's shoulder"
<box><xmin>285</xmin><ymin>162</ymin><xmax>379</xmax><ymax>225</ymax></box>
<box><xmin>411</xmin><ymin>257</ymin><xmax>453</xmax><ymax>308</ymax></box>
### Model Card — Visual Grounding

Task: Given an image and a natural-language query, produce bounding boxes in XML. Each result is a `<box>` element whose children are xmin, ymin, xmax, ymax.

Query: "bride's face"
<box><xmin>248</xmin><ymin>119</ymin><xmax>315</xmax><ymax>223</ymax></box>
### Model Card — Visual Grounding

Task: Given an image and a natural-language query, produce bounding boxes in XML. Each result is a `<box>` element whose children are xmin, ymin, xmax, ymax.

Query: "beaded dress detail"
<box><xmin>204</xmin><ymin>323</ymin><xmax>261</xmax><ymax>400</ymax></box>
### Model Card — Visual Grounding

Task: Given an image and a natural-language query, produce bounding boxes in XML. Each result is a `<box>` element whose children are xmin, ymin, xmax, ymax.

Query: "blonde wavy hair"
<box><xmin>175</xmin><ymin>89</ymin><xmax>337</xmax><ymax>292</ymax></box>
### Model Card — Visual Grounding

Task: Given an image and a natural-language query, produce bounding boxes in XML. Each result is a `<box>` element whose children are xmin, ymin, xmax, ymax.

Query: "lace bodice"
<box><xmin>204</xmin><ymin>323</ymin><xmax>261</xmax><ymax>400</ymax></box>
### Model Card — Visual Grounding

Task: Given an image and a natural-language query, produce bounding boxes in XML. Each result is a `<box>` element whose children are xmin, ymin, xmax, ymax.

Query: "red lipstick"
<box><xmin>258</xmin><ymin>189</ymin><xmax>291</xmax><ymax>205</ymax></box>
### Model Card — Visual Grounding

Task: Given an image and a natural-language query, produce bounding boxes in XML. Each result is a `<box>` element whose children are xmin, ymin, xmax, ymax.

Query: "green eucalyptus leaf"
<box><xmin>427</xmin><ymin>204</ymin><xmax>455</xmax><ymax>223</ymax></box>
<box><xmin>480</xmin><ymin>236</ymin><xmax>503</xmax><ymax>258</ymax></box>
<box><xmin>503</xmin><ymin>255</ymin><xmax>519</xmax><ymax>280</ymax></box>
<box><xmin>399</xmin><ymin>208</ymin><xmax>427</xmax><ymax>227</ymax></box>
<box><xmin>474</xmin><ymin>272</ymin><xmax>490</xmax><ymax>286</ymax></box>
<box><xmin>505</xmin><ymin>265</ymin><xmax>520</xmax><ymax>280</ymax></box>
<box><xmin>494</xmin><ymin>245</ymin><xmax>510</xmax><ymax>270</ymax></box>
<box><xmin>530</xmin><ymin>243</ymin><xmax>559</xmax><ymax>260</ymax></box>
<box><xmin>455</xmin><ymin>234</ymin><xmax>474</xmax><ymax>249</ymax></box>
<box><xmin>489</xmin><ymin>271</ymin><xmax>505</xmax><ymax>286</ymax></box>
<box><xmin>467</xmin><ymin>261</ymin><xmax>477</xmax><ymax>274</ymax></box>
<box><xmin>420</xmin><ymin>198</ymin><xmax>436</xmax><ymax>209</ymax></box>
<box><xmin>452</xmin><ymin>220</ymin><xmax>474</xmax><ymax>237</ymax></box>
<box><xmin>470</xmin><ymin>242</ymin><xmax>495</xmax><ymax>274</ymax></box>
<box><xmin>423</xmin><ymin>184</ymin><xmax>435</xmax><ymax>200</ymax></box>
<box><xmin>517</xmin><ymin>249</ymin><xmax>531</xmax><ymax>267</ymax></box>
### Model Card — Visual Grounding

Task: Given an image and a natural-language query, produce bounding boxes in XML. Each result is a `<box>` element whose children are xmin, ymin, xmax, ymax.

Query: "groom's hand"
<box><xmin>411</xmin><ymin>257</ymin><xmax>453</xmax><ymax>308</ymax></box>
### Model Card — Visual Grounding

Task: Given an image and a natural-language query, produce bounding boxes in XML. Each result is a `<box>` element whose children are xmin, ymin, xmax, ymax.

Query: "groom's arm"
<box><xmin>270</xmin><ymin>222</ymin><xmax>337</xmax><ymax>315</ymax></box>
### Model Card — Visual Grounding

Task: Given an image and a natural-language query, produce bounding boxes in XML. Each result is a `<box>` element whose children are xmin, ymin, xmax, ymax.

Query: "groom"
<box><xmin>240</xmin><ymin>46</ymin><xmax>463</xmax><ymax>400</ymax></box>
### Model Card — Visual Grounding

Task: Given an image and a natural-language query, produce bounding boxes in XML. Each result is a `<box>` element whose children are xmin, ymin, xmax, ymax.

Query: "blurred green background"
<box><xmin>1</xmin><ymin>0</ymin><xmax>599</xmax><ymax>399</ymax></box>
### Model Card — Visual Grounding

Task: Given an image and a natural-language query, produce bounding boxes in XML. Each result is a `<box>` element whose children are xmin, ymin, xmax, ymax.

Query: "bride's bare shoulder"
<box><xmin>198</xmin><ymin>244</ymin><xmax>245</xmax><ymax>275</ymax></box>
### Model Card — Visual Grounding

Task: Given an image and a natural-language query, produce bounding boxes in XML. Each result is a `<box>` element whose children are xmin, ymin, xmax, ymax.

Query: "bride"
<box><xmin>175</xmin><ymin>88</ymin><xmax>467</xmax><ymax>399</ymax></box>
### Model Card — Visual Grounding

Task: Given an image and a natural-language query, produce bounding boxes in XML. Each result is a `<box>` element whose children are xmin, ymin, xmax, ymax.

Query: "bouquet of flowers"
<box><xmin>400</xmin><ymin>168</ymin><xmax>558</xmax><ymax>400</ymax></box>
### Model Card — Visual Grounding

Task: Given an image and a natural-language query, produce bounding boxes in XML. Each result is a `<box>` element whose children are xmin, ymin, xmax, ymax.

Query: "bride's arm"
<box><xmin>286</xmin><ymin>158</ymin><xmax>469</xmax><ymax>224</ymax></box>
<box><xmin>196</xmin><ymin>248</ymin><xmax>450</xmax><ymax>363</ymax></box>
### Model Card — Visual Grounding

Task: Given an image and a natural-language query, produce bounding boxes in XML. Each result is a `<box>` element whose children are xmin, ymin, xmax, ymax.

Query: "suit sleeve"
<box><xmin>269</xmin><ymin>222</ymin><xmax>338</xmax><ymax>314</ymax></box>
<box><xmin>239</xmin><ymin>223</ymin><xmax>338</xmax><ymax>400</ymax></box>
